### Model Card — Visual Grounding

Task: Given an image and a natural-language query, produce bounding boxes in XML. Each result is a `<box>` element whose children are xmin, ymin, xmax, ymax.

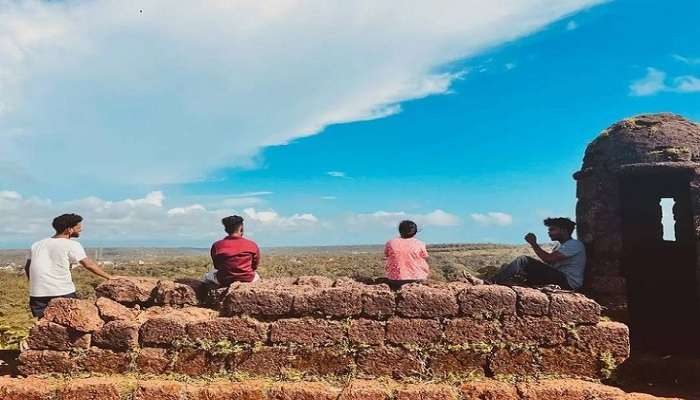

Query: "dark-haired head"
<box><xmin>52</xmin><ymin>213</ymin><xmax>83</xmax><ymax>237</ymax></box>
<box><xmin>398</xmin><ymin>220</ymin><xmax>418</xmax><ymax>239</ymax></box>
<box><xmin>222</xmin><ymin>215</ymin><xmax>245</xmax><ymax>236</ymax></box>
<box><xmin>544</xmin><ymin>217</ymin><xmax>576</xmax><ymax>241</ymax></box>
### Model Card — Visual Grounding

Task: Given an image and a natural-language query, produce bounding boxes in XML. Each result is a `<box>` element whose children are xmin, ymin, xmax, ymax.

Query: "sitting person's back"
<box><xmin>204</xmin><ymin>215</ymin><xmax>260</xmax><ymax>287</ymax></box>
<box><xmin>384</xmin><ymin>220</ymin><xmax>429</xmax><ymax>290</ymax></box>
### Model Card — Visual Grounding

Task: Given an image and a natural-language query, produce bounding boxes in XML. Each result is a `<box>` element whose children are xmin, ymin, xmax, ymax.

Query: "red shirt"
<box><xmin>210</xmin><ymin>236</ymin><xmax>260</xmax><ymax>285</ymax></box>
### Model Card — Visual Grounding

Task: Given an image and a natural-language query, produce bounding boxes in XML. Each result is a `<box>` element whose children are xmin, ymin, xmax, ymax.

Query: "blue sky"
<box><xmin>1</xmin><ymin>0</ymin><xmax>699</xmax><ymax>248</ymax></box>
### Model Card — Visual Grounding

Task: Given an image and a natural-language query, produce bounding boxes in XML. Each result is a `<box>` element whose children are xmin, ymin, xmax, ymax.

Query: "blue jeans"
<box><xmin>493</xmin><ymin>256</ymin><xmax>571</xmax><ymax>289</ymax></box>
<box><xmin>29</xmin><ymin>292</ymin><xmax>77</xmax><ymax>319</ymax></box>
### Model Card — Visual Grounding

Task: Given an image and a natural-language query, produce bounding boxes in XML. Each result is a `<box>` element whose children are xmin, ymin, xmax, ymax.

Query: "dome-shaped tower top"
<box><xmin>577</xmin><ymin>113</ymin><xmax>700</xmax><ymax>177</ymax></box>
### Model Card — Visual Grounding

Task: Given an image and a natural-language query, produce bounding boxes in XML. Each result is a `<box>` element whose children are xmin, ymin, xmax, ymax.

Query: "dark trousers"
<box><xmin>493</xmin><ymin>256</ymin><xmax>572</xmax><ymax>289</ymax></box>
<box><xmin>29</xmin><ymin>292</ymin><xmax>77</xmax><ymax>319</ymax></box>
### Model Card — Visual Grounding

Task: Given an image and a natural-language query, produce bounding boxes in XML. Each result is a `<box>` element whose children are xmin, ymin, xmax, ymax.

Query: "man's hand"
<box><xmin>524</xmin><ymin>233</ymin><xmax>537</xmax><ymax>245</ymax></box>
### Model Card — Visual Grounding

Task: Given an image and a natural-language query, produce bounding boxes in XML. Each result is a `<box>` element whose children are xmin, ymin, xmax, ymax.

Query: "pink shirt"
<box><xmin>384</xmin><ymin>237</ymin><xmax>430</xmax><ymax>280</ymax></box>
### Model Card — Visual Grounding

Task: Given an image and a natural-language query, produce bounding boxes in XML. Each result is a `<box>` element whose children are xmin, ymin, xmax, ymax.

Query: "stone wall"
<box><xmin>0</xmin><ymin>376</ymin><xmax>680</xmax><ymax>400</ymax></box>
<box><xmin>19</xmin><ymin>276</ymin><xmax>630</xmax><ymax>380</ymax></box>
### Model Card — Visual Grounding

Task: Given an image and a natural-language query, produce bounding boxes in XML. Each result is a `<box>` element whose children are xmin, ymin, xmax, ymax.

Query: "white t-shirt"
<box><xmin>551</xmin><ymin>239</ymin><xmax>587</xmax><ymax>290</ymax></box>
<box><xmin>29</xmin><ymin>238</ymin><xmax>87</xmax><ymax>297</ymax></box>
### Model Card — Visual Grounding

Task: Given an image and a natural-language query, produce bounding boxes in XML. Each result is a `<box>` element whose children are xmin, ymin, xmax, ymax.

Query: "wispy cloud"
<box><xmin>566</xmin><ymin>20</ymin><xmax>578</xmax><ymax>30</ymax></box>
<box><xmin>629</xmin><ymin>68</ymin><xmax>668</xmax><ymax>96</ymax></box>
<box><xmin>504</xmin><ymin>62</ymin><xmax>517</xmax><ymax>71</ymax></box>
<box><xmin>321</xmin><ymin>196</ymin><xmax>337</xmax><ymax>200</ymax></box>
<box><xmin>0</xmin><ymin>0</ymin><xmax>605</xmax><ymax>189</ymax></box>
<box><xmin>672</xmin><ymin>54</ymin><xmax>700</xmax><ymax>65</ymax></box>
<box><xmin>348</xmin><ymin>209</ymin><xmax>461</xmax><ymax>228</ymax></box>
<box><xmin>470</xmin><ymin>212</ymin><xmax>513</xmax><ymax>227</ymax></box>
<box><xmin>629</xmin><ymin>67</ymin><xmax>700</xmax><ymax>96</ymax></box>
<box><xmin>327</xmin><ymin>171</ymin><xmax>347</xmax><ymax>178</ymax></box>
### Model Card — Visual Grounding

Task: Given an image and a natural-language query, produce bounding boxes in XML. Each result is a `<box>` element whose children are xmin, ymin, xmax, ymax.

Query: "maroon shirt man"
<box><xmin>210</xmin><ymin>215</ymin><xmax>260</xmax><ymax>286</ymax></box>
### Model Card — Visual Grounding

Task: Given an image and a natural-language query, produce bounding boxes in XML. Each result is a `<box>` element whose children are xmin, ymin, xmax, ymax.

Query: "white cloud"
<box><xmin>347</xmin><ymin>209</ymin><xmax>461</xmax><ymax>228</ymax></box>
<box><xmin>0</xmin><ymin>0</ymin><xmax>604</xmax><ymax>188</ymax></box>
<box><xmin>470</xmin><ymin>212</ymin><xmax>513</xmax><ymax>227</ymax></box>
<box><xmin>673</xmin><ymin>75</ymin><xmax>700</xmax><ymax>93</ymax></box>
<box><xmin>629</xmin><ymin>68</ymin><xmax>668</xmax><ymax>96</ymax></box>
<box><xmin>0</xmin><ymin>190</ymin><xmax>318</xmax><ymax>243</ymax></box>
<box><xmin>327</xmin><ymin>171</ymin><xmax>347</xmax><ymax>178</ymax></box>
<box><xmin>672</xmin><ymin>54</ymin><xmax>700</xmax><ymax>65</ymax></box>
<box><xmin>504</xmin><ymin>62</ymin><xmax>517</xmax><ymax>70</ymax></box>
<box><xmin>566</xmin><ymin>20</ymin><xmax>578</xmax><ymax>30</ymax></box>
<box><xmin>629</xmin><ymin>68</ymin><xmax>700</xmax><ymax>96</ymax></box>
<box><xmin>322</xmin><ymin>196</ymin><xmax>337</xmax><ymax>200</ymax></box>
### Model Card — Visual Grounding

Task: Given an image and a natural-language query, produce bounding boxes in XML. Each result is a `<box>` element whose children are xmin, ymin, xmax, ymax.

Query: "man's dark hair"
<box><xmin>544</xmin><ymin>217</ymin><xmax>576</xmax><ymax>235</ymax></box>
<box><xmin>52</xmin><ymin>213</ymin><xmax>83</xmax><ymax>233</ymax></box>
<box><xmin>398</xmin><ymin>220</ymin><xmax>418</xmax><ymax>238</ymax></box>
<box><xmin>222</xmin><ymin>215</ymin><xmax>244</xmax><ymax>235</ymax></box>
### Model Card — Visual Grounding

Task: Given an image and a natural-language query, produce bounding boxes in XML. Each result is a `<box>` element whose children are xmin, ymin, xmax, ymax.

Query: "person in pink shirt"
<box><xmin>384</xmin><ymin>220</ymin><xmax>430</xmax><ymax>290</ymax></box>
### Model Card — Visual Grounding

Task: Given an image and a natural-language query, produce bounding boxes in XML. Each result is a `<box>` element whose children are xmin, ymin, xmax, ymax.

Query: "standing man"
<box><xmin>25</xmin><ymin>214</ymin><xmax>112</xmax><ymax>318</ymax></box>
<box><xmin>492</xmin><ymin>217</ymin><xmax>586</xmax><ymax>290</ymax></box>
<box><xmin>203</xmin><ymin>215</ymin><xmax>261</xmax><ymax>287</ymax></box>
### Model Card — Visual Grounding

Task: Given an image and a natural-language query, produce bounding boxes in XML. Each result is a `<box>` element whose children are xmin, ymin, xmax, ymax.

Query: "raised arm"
<box><xmin>79</xmin><ymin>258</ymin><xmax>113</xmax><ymax>280</ymax></box>
<box><xmin>525</xmin><ymin>233</ymin><xmax>567</xmax><ymax>265</ymax></box>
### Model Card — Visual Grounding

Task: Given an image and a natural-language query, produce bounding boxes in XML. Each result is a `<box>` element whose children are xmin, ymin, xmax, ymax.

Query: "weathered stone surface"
<box><xmin>539</xmin><ymin>346</ymin><xmax>600</xmax><ymax>378</ymax></box>
<box><xmin>270</xmin><ymin>318</ymin><xmax>344</xmax><ymax>345</ymax></box>
<box><xmin>396</xmin><ymin>284</ymin><xmax>459</xmax><ymax>318</ymax></box>
<box><xmin>140</xmin><ymin>317</ymin><xmax>187</xmax><ymax>347</ymax></box>
<box><xmin>222</xmin><ymin>286</ymin><xmax>294</xmax><ymax>317</ymax></box>
<box><xmin>93</xmin><ymin>320</ymin><xmax>139</xmax><ymax>351</ymax></box>
<box><xmin>136</xmin><ymin>305</ymin><xmax>217</xmax><ymax>324</ymax></box>
<box><xmin>549</xmin><ymin>292</ymin><xmax>601</xmax><ymax>324</ymax></box>
<box><xmin>27</xmin><ymin>321</ymin><xmax>91</xmax><ymax>351</ymax></box>
<box><xmin>429</xmin><ymin>348</ymin><xmax>488</xmax><ymax>377</ymax></box>
<box><xmin>444</xmin><ymin>318</ymin><xmax>501</xmax><ymax>344</ymax></box>
<box><xmin>517</xmin><ymin>378</ymin><xmax>625</xmax><ymax>400</ymax></box>
<box><xmin>361</xmin><ymin>284</ymin><xmax>395</xmax><ymax>319</ymax></box>
<box><xmin>234</xmin><ymin>347</ymin><xmax>292</xmax><ymax>376</ymax></box>
<box><xmin>348</xmin><ymin>319</ymin><xmax>385</xmax><ymax>345</ymax></box>
<box><xmin>293</xmin><ymin>286</ymin><xmax>363</xmax><ymax>317</ymax></box>
<box><xmin>460</xmin><ymin>380</ymin><xmax>519</xmax><ymax>400</ymax></box>
<box><xmin>96</xmin><ymin>297</ymin><xmax>137</xmax><ymax>322</ymax></box>
<box><xmin>43</xmin><ymin>298</ymin><xmax>103</xmax><ymax>333</ymax></box>
<box><xmin>356</xmin><ymin>346</ymin><xmax>423</xmax><ymax>378</ymax></box>
<box><xmin>386</xmin><ymin>318</ymin><xmax>442</xmax><ymax>345</ymax></box>
<box><xmin>96</xmin><ymin>276</ymin><xmax>159</xmax><ymax>304</ymax></box>
<box><xmin>0</xmin><ymin>377</ymin><xmax>57</xmax><ymax>400</ymax></box>
<box><xmin>134</xmin><ymin>380</ymin><xmax>184</xmax><ymax>400</ymax></box>
<box><xmin>187</xmin><ymin>317</ymin><xmax>267</xmax><ymax>343</ymax></box>
<box><xmin>186</xmin><ymin>381</ymin><xmax>266</xmax><ymax>400</ymax></box>
<box><xmin>136</xmin><ymin>347</ymin><xmax>172</xmax><ymax>374</ymax></box>
<box><xmin>513</xmin><ymin>286</ymin><xmax>549</xmax><ymax>316</ymax></box>
<box><xmin>576</xmin><ymin>321</ymin><xmax>630</xmax><ymax>360</ymax></box>
<box><xmin>57</xmin><ymin>378</ymin><xmax>121</xmax><ymax>400</ymax></box>
<box><xmin>338</xmin><ymin>380</ymin><xmax>392</xmax><ymax>400</ymax></box>
<box><xmin>76</xmin><ymin>348</ymin><xmax>131</xmax><ymax>374</ymax></box>
<box><xmin>395</xmin><ymin>384</ymin><xmax>459</xmax><ymax>400</ymax></box>
<box><xmin>153</xmin><ymin>280</ymin><xmax>198</xmax><ymax>307</ymax></box>
<box><xmin>290</xmin><ymin>347</ymin><xmax>353</xmax><ymax>375</ymax></box>
<box><xmin>501</xmin><ymin>317</ymin><xmax>566</xmax><ymax>346</ymax></box>
<box><xmin>297</xmin><ymin>275</ymin><xmax>334</xmax><ymax>287</ymax></box>
<box><xmin>459</xmin><ymin>286</ymin><xmax>516</xmax><ymax>319</ymax></box>
<box><xmin>268</xmin><ymin>382</ymin><xmax>341</xmax><ymax>400</ymax></box>
<box><xmin>18</xmin><ymin>350</ymin><xmax>76</xmax><ymax>375</ymax></box>
<box><xmin>172</xmin><ymin>348</ymin><xmax>225</xmax><ymax>376</ymax></box>
<box><xmin>489</xmin><ymin>348</ymin><xmax>540</xmax><ymax>376</ymax></box>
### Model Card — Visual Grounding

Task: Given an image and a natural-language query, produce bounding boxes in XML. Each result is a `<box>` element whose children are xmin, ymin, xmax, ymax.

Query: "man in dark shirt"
<box><xmin>203</xmin><ymin>215</ymin><xmax>261</xmax><ymax>287</ymax></box>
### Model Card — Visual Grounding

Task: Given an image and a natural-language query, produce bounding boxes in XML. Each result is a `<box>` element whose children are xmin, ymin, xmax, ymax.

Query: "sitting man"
<box><xmin>25</xmin><ymin>214</ymin><xmax>113</xmax><ymax>318</ymax></box>
<box><xmin>203</xmin><ymin>215</ymin><xmax>261</xmax><ymax>287</ymax></box>
<box><xmin>492</xmin><ymin>217</ymin><xmax>585</xmax><ymax>290</ymax></box>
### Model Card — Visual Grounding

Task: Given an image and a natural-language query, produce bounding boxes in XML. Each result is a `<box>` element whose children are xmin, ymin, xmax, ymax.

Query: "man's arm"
<box><xmin>525</xmin><ymin>233</ymin><xmax>567</xmax><ymax>265</ymax></box>
<box><xmin>79</xmin><ymin>258</ymin><xmax>113</xmax><ymax>280</ymax></box>
<box><xmin>24</xmin><ymin>259</ymin><xmax>31</xmax><ymax>279</ymax></box>
<box><xmin>252</xmin><ymin>246</ymin><xmax>260</xmax><ymax>270</ymax></box>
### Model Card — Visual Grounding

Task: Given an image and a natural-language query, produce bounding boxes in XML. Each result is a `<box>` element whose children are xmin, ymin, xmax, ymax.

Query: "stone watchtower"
<box><xmin>574</xmin><ymin>113</ymin><xmax>700</xmax><ymax>354</ymax></box>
